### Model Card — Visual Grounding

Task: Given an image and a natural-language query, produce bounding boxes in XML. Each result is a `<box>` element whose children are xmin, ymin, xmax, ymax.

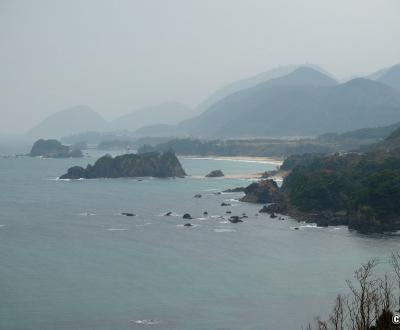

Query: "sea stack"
<box><xmin>59</xmin><ymin>151</ymin><xmax>186</xmax><ymax>179</ymax></box>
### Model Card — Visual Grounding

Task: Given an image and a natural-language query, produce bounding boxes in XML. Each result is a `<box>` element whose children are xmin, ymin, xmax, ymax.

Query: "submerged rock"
<box><xmin>59</xmin><ymin>151</ymin><xmax>186</xmax><ymax>179</ymax></box>
<box><xmin>164</xmin><ymin>211</ymin><xmax>173</xmax><ymax>216</ymax></box>
<box><xmin>121</xmin><ymin>212</ymin><xmax>135</xmax><ymax>217</ymax></box>
<box><xmin>221</xmin><ymin>202</ymin><xmax>231</xmax><ymax>206</ymax></box>
<box><xmin>203</xmin><ymin>211</ymin><xmax>208</xmax><ymax>215</ymax></box>
<box><xmin>194</xmin><ymin>194</ymin><xmax>202</xmax><ymax>198</ymax></box>
<box><xmin>183</xmin><ymin>223</ymin><xmax>192</xmax><ymax>227</ymax></box>
<box><xmin>205</xmin><ymin>170</ymin><xmax>224</xmax><ymax>178</ymax></box>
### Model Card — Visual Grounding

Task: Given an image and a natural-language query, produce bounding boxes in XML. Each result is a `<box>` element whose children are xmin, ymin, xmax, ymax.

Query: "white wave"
<box><xmin>130</xmin><ymin>319</ymin><xmax>161</xmax><ymax>325</ymax></box>
<box><xmin>0</xmin><ymin>225</ymin><xmax>5</xmax><ymax>228</ymax></box>
<box><xmin>219</xmin><ymin>220</ymin><xmax>229</xmax><ymax>224</ymax></box>
<box><xmin>106</xmin><ymin>228</ymin><xmax>128</xmax><ymax>231</ymax></box>
<box><xmin>213</xmin><ymin>228</ymin><xmax>236</xmax><ymax>233</ymax></box>
<box><xmin>135</xmin><ymin>223</ymin><xmax>152</xmax><ymax>227</ymax></box>
<box><xmin>158</xmin><ymin>211</ymin><xmax>181</xmax><ymax>217</ymax></box>
<box><xmin>79</xmin><ymin>212</ymin><xmax>95</xmax><ymax>216</ymax></box>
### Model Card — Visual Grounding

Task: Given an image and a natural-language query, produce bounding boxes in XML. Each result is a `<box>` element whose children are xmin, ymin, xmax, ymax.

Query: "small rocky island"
<box><xmin>59</xmin><ymin>151</ymin><xmax>186</xmax><ymax>179</ymax></box>
<box><xmin>205</xmin><ymin>169</ymin><xmax>224</xmax><ymax>177</ymax></box>
<box><xmin>29</xmin><ymin>139</ymin><xmax>83</xmax><ymax>158</ymax></box>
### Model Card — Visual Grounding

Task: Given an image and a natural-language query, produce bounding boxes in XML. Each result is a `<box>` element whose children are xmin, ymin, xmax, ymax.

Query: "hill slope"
<box><xmin>376</xmin><ymin>63</ymin><xmax>400</xmax><ymax>91</ymax></box>
<box><xmin>178</xmin><ymin>68</ymin><xmax>400</xmax><ymax>138</ymax></box>
<box><xmin>111</xmin><ymin>102</ymin><xmax>193</xmax><ymax>131</ymax></box>
<box><xmin>195</xmin><ymin>64</ymin><xmax>335</xmax><ymax>113</ymax></box>
<box><xmin>28</xmin><ymin>105</ymin><xmax>109</xmax><ymax>139</ymax></box>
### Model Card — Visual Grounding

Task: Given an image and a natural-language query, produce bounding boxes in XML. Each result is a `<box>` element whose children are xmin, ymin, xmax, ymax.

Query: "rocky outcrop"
<box><xmin>59</xmin><ymin>151</ymin><xmax>186</xmax><ymax>179</ymax></box>
<box><xmin>205</xmin><ymin>169</ymin><xmax>224</xmax><ymax>177</ymax></box>
<box><xmin>240</xmin><ymin>180</ymin><xmax>284</xmax><ymax>204</ymax></box>
<box><xmin>29</xmin><ymin>139</ymin><xmax>83</xmax><ymax>158</ymax></box>
<box><xmin>259</xmin><ymin>203</ymin><xmax>288</xmax><ymax>214</ymax></box>
<box><xmin>223</xmin><ymin>187</ymin><xmax>245</xmax><ymax>193</ymax></box>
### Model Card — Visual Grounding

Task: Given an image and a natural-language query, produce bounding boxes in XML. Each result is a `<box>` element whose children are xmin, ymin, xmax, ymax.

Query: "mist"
<box><xmin>1</xmin><ymin>0</ymin><xmax>399</xmax><ymax>134</ymax></box>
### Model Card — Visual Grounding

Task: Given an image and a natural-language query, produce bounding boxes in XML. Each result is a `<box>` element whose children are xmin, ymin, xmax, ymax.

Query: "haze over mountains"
<box><xmin>177</xmin><ymin>67</ymin><xmax>400</xmax><ymax>137</ymax></box>
<box><xmin>28</xmin><ymin>102</ymin><xmax>193</xmax><ymax>139</ymax></box>
<box><xmin>27</xmin><ymin>63</ymin><xmax>400</xmax><ymax>140</ymax></box>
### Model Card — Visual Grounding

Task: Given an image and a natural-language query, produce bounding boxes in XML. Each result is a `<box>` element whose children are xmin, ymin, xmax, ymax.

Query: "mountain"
<box><xmin>28</xmin><ymin>105</ymin><xmax>109</xmax><ymax>139</ymax></box>
<box><xmin>195</xmin><ymin>64</ymin><xmax>335</xmax><ymax>113</ymax></box>
<box><xmin>177</xmin><ymin>68</ymin><xmax>400</xmax><ymax>138</ymax></box>
<box><xmin>376</xmin><ymin>63</ymin><xmax>400</xmax><ymax>91</ymax></box>
<box><xmin>111</xmin><ymin>102</ymin><xmax>193</xmax><ymax>131</ymax></box>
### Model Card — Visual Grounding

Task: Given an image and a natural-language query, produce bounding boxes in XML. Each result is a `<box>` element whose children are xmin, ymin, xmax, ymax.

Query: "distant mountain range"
<box><xmin>27</xmin><ymin>105</ymin><xmax>109</xmax><ymax>139</ymax></box>
<box><xmin>174</xmin><ymin>67</ymin><xmax>400</xmax><ymax>137</ymax></box>
<box><xmin>110</xmin><ymin>101</ymin><xmax>194</xmax><ymax>131</ymax></box>
<box><xmin>375</xmin><ymin>63</ymin><xmax>400</xmax><ymax>91</ymax></box>
<box><xmin>194</xmin><ymin>63</ymin><xmax>335</xmax><ymax>113</ymax></box>
<box><xmin>28</xmin><ymin>102</ymin><xmax>192</xmax><ymax>139</ymax></box>
<box><xmin>28</xmin><ymin>62</ymin><xmax>400</xmax><ymax>140</ymax></box>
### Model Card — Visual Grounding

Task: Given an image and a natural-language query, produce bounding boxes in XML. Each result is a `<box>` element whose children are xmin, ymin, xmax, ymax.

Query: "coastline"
<box><xmin>180</xmin><ymin>155</ymin><xmax>283</xmax><ymax>166</ymax></box>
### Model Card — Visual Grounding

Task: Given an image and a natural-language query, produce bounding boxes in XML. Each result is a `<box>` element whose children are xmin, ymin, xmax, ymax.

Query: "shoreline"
<box><xmin>179</xmin><ymin>155</ymin><xmax>283</xmax><ymax>166</ymax></box>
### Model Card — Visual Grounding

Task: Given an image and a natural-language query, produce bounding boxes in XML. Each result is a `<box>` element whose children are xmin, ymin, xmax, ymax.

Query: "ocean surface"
<box><xmin>0</xmin><ymin>148</ymin><xmax>399</xmax><ymax>330</ymax></box>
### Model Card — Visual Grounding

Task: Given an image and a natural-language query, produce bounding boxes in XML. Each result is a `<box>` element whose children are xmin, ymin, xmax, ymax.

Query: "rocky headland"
<box><xmin>237</xmin><ymin>129</ymin><xmax>400</xmax><ymax>233</ymax></box>
<box><xmin>29</xmin><ymin>139</ymin><xmax>83</xmax><ymax>158</ymax></box>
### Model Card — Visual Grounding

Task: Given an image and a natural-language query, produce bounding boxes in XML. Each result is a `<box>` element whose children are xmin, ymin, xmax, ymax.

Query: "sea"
<box><xmin>0</xmin><ymin>145</ymin><xmax>399</xmax><ymax>330</ymax></box>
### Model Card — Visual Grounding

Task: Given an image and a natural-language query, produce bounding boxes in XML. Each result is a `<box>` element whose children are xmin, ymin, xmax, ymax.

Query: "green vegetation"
<box><xmin>59</xmin><ymin>151</ymin><xmax>186</xmax><ymax>179</ymax></box>
<box><xmin>281</xmin><ymin>129</ymin><xmax>400</xmax><ymax>232</ymax></box>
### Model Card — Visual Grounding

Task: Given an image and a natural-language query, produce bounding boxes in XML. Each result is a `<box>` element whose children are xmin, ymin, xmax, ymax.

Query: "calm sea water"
<box><xmin>0</xmin><ymin>148</ymin><xmax>399</xmax><ymax>330</ymax></box>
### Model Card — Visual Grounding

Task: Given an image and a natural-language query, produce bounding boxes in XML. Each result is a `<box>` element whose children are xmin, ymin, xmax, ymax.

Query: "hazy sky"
<box><xmin>1</xmin><ymin>0</ymin><xmax>400</xmax><ymax>134</ymax></box>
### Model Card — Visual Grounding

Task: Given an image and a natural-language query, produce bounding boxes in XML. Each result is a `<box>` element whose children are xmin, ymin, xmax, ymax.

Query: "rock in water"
<box><xmin>240</xmin><ymin>180</ymin><xmax>284</xmax><ymax>204</ymax></box>
<box><xmin>29</xmin><ymin>139</ymin><xmax>83</xmax><ymax>158</ymax></box>
<box><xmin>183</xmin><ymin>223</ymin><xmax>192</xmax><ymax>227</ymax></box>
<box><xmin>182</xmin><ymin>213</ymin><xmax>192</xmax><ymax>219</ymax></box>
<box><xmin>194</xmin><ymin>194</ymin><xmax>202</xmax><ymax>198</ymax></box>
<box><xmin>59</xmin><ymin>151</ymin><xmax>186</xmax><ymax>179</ymax></box>
<box><xmin>121</xmin><ymin>212</ymin><xmax>135</xmax><ymax>217</ymax></box>
<box><xmin>228</xmin><ymin>216</ymin><xmax>243</xmax><ymax>223</ymax></box>
<box><xmin>223</xmin><ymin>187</ymin><xmax>245</xmax><ymax>192</ymax></box>
<box><xmin>205</xmin><ymin>170</ymin><xmax>224</xmax><ymax>177</ymax></box>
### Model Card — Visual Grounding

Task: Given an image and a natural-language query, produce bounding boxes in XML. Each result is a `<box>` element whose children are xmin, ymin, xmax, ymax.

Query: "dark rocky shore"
<box><xmin>60</xmin><ymin>151</ymin><xmax>186</xmax><ymax>179</ymax></box>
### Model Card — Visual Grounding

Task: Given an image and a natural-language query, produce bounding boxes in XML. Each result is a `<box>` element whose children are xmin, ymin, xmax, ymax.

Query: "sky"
<box><xmin>1</xmin><ymin>0</ymin><xmax>400</xmax><ymax>134</ymax></box>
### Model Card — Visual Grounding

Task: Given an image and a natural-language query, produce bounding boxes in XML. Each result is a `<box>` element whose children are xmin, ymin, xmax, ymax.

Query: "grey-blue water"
<box><xmin>0</xmin><ymin>150</ymin><xmax>399</xmax><ymax>330</ymax></box>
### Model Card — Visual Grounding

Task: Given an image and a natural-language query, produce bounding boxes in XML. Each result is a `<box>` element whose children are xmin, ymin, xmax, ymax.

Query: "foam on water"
<box><xmin>213</xmin><ymin>228</ymin><xmax>236</xmax><ymax>233</ymax></box>
<box><xmin>106</xmin><ymin>228</ymin><xmax>128</xmax><ymax>231</ymax></box>
<box><xmin>130</xmin><ymin>319</ymin><xmax>161</xmax><ymax>325</ymax></box>
<box><xmin>79</xmin><ymin>212</ymin><xmax>96</xmax><ymax>216</ymax></box>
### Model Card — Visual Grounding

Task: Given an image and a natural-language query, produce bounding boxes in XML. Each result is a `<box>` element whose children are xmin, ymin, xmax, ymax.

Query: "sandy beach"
<box><xmin>180</xmin><ymin>155</ymin><xmax>283</xmax><ymax>166</ymax></box>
